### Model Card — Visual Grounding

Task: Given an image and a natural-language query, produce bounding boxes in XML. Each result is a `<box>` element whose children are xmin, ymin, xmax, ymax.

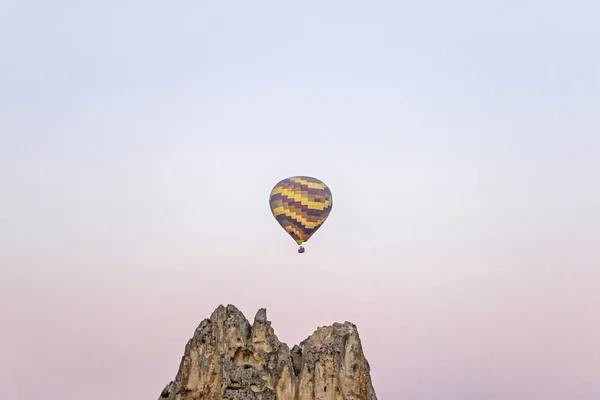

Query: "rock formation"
<box><xmin>158</xmin><ymin>304</ymin><xmax>378</xmax><ymax>400</ymax></box>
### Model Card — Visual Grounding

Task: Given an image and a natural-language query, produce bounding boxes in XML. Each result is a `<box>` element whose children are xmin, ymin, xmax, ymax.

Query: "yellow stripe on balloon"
<box><xmin>272</xmin><ymin>206</ymin><xmax>320</xmax><ymax>229</ymax></box>
<box><xmin>286</xmin><ymin>226</ymin><xmax>305</xmax><ymax>244</ymax></box>
<box><xmin>290</xmin><ymin>177</ymin><xmax>326</xmax><ymax>189</ymax></box>
<box><xmin>270</xmin><ymin>187</ymin><xmax>330</xmax><ymax>210</ymax></box>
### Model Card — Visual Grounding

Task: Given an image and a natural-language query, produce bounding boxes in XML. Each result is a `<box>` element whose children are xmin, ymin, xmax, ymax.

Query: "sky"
<box><xmin>0</xmin><ymin>0</ymin><xmax>598</xmax><ymax>399</ymax></box>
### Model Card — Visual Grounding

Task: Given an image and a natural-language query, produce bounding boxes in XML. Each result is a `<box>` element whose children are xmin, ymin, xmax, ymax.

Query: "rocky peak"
<box><xmin>158</xmin><ymin>304</ymin><xmax>378</xmax><ymax>400</ymax></box>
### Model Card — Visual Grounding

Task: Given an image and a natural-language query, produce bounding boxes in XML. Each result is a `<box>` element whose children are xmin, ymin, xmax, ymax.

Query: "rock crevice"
<box><xmin>158</xmin><ymin>304</ymin><xmax>377</xmax><ymax>400</ymax></box>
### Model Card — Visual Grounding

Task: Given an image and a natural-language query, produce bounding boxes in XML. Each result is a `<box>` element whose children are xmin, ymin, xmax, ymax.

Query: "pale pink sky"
<box><xmin>1</xmin><ymin>0</ymin><xmax>599</xmax><ymax>399</ymax></box>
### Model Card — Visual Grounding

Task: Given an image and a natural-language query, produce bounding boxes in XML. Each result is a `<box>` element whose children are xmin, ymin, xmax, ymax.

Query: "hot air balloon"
<box><xmin>268</xmin><ymin>176</ymin><xmax>333</xmax><ymax>253</ymax></box>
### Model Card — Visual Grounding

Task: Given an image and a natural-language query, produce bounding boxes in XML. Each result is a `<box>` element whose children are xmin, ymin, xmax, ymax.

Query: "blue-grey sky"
<box><xmin>1</xmin><ymin>1</ymin><xmax>598</xmax><ymax>399</ymax></box>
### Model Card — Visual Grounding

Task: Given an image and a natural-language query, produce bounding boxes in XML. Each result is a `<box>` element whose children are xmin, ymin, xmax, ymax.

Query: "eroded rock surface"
<box><xmin>158</xmin><ymin>304</ymin><xmax>377</xmax><ymax>400</ymax></box>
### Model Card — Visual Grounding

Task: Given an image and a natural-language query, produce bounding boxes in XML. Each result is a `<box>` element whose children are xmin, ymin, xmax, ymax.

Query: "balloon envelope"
<box><xmin>268</xmin><ymin>176</ymin><xmax>333</xmax><ymax>246</ymax></box>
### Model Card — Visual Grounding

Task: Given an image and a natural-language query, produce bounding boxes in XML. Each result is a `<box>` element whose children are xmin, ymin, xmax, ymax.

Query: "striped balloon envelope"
<box><xmin>268</xmin><ymin>176</ymin><xmax>333</xmax><ymax>252</ymax></box>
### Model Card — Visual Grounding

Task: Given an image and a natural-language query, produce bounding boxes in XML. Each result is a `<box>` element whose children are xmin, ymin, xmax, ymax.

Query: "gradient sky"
<box><xmin>1</xmin><ymin>1</ymin><xmax>599</xmax><ymax>399</ymax></box>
